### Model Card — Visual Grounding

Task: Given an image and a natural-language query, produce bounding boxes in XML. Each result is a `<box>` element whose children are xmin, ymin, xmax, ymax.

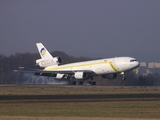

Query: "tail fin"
<box><xmin>36</xmin><ymin>43</ymin><xmax>53</xmax><ymax>59</ymax></box>
<box><xmin>36</xmin><ymin>43</ymin><xmax>61</xmax><ymax>68</ymax></box>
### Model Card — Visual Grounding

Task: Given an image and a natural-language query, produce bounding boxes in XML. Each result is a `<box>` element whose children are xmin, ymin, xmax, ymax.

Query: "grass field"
<box><xmin>0</xmin><ymin>85</ymin><xmax>160</xmax><ymax>120</ymax></box>
<box><xmin>0</xmin><ymin>100</ymin><xmax>160</xmax><ymax>118</ymax></box>
<box><xmin>0</xmin><ymin>85</ymin><xmax>160</xmax><ymax>95</ymax></box>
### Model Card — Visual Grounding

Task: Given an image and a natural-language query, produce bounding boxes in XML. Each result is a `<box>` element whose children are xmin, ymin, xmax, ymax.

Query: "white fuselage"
<box><xmin>44</xmin><ymin>57</ymin><xmax>139</xmax><ymax>75</ymax></box>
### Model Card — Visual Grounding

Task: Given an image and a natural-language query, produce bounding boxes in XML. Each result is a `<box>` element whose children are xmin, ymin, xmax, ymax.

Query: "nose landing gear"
<box><xmin>121</xmin><ymin>72</ymin><xmax>126</xmax><ymax>80</ymax></box>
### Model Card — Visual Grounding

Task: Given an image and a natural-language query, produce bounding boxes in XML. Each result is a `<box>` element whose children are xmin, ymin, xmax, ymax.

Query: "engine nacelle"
<box><xmin>74</xmin><ymin>72</ymin><xmax>87</xmax><ymax>79</ymax></box>
<box><xmin>36</xmin><ymin>57</ymin><xmax>62</xmax><ymax>68</ymax></box>
<box><xmin>102</xmin><ymin>73</ymin><xmax>117</xmax><ymax>80</ymax></box>
<box><xmin>56</xmin><ymin>73</ymin><xmax>64</xmax><ymax>79</ymax></box>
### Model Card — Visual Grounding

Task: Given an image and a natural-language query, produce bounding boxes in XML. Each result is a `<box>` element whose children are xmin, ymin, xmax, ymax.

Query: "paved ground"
<box><xmin>0</xmin><ymin>93</ymin><xmax>160</xmax><ymax>102</ymax></box>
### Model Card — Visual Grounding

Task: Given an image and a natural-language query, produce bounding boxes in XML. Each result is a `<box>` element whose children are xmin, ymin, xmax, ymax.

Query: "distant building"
<box><xmin>135</xmin><ymin>62</ymin><xmax>160</xmax><ymax>75</ymax></box>
<box><xmin>155</xmin><ymin>62</ymin><xmax>160</xmax><ymax>68</ymax></box>
<box><xmin>140</xmin><ymin>62</ymin><xmax>147</xmax><ymax>67</ymax></box>
<box><xmin>148</xmin><ymin>62</ymin><xmax>160</xmax><ymax>68</ymax></box>
<box><xmin>148</xmin><ymin>62</ymin><xmax>155</xmax><ymax>68</ymax></box>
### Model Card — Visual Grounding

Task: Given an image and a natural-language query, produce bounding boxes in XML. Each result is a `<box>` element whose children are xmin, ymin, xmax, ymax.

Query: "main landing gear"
<box><xmin>68</xmin><ymin>80</ymin><xmax>96</xmax><ymax>85</ymax></box>
<box><xmin>87</xmin><ymin>81</ymin><xmax>96</xmax><ymax>85</ymax></box>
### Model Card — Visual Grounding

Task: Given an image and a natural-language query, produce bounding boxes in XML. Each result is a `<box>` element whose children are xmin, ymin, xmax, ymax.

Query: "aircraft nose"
<box><xmin>136</xmin><ymin>61</ymin><xmax>140</xmax><ymax>67</ymax></box>
<box><xmin>132</xmin><ymin>61</ymin><xmax>140</xmax><ymax>69</ymax></box>
<box><xmin>129</xmin><ymin>60</ymin><xmax>140</xmax><ymax>70</ymax></box>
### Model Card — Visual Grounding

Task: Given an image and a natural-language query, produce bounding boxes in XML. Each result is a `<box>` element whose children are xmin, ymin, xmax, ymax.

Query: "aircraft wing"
<box><xmin>14</xmin><ymin>67</ymin><xmax>43</xmax><ymax>72</ymax></box>
<box><xmin>14</xmin><ymin>67</ymin><xmax>94</xmax><ymax>80</ymax></box>
<box><xmin>15</xmin><ymin>67</ymin><xmax>94</xmax><ymax>75</ymax></box>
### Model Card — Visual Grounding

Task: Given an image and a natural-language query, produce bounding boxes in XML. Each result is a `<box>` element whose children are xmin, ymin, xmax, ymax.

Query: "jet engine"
<box><xmin>36</xmin><ymin>57</ymin><xmax>62</xmax><ymax>68</ymax></box>
<box><xmin>74</xmin><ymin>72</ymin><xmax>87</xmax><ymax>79</ymax></box>
<box><xmin>56</xmin><ymin>73</ymin><xmax>64</xmax><ymax>79</ymax></box>
<box><xmin>102</xmin><ymin>73</ymin><xmax>117</xmax><ymax>79</ymax></box>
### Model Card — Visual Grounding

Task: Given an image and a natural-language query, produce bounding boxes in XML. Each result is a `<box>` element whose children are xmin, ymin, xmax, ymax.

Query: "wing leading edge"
<box><xmin>15</xmin><ymin>67</ymin><xmax>94</xmax><ymax>79</ymax></box>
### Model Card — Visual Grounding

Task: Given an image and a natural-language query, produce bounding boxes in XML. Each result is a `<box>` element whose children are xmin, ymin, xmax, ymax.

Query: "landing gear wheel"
<box><xmin>122</xmin><ymin>77</ymin><xmax>126</xmax><ymax>80</ymax></box>
<box><xmin>78</xmin><ymin>81</ymin><xmax>83</xmax><ymax>85</ymax></box>
<box><xmin>68</xmin><ymin>81</ymin><xmax>76</xmax><ymax>85</ymax></box>
<box><xmin>87</xmin><ymin>81</ymin><xmax>96</xmax><ymax>85</ymax></box>
<box><xmin>91</xmin><ymin>81</ymin><xmax>96</xmax><ymax>85</ymax></box>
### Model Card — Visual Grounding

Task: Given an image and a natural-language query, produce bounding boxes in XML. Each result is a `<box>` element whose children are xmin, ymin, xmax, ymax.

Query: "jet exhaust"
<box><xmin>21</xmin><ymin>73</ymin><xmax>68</xmax><ymax>85</ymax></box>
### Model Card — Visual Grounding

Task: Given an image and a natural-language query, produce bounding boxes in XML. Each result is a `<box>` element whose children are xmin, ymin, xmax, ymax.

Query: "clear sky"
<box><xmin>1</xmin><ymin>0</ymin><xmax>160</xmax><ymax>62</ymax></box>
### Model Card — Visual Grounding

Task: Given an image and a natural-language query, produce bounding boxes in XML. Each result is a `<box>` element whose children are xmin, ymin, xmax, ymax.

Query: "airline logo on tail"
<box><xmin>36</xmin><ymin>43</ymin><xmax>53</xmax><ymax>59</ymax></box>
<box><xmin>40</xmin><ymin>48</ymin><xmax>46</xmax><ymax>57</ymax></box>
<box><xmin>36</xmin><ymin>43</ymin><xmax>61</xmax><ymax>67</ymax></box>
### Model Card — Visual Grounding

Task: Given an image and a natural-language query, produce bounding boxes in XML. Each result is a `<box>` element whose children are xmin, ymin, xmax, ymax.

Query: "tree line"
<box><xmin>0</xmin><ymin>51</ymin><xmax>160</xmax><ymax>86</ymax></box>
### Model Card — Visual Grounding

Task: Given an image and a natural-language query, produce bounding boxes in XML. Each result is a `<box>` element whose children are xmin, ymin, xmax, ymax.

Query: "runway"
<box><xmin>1</xmin><ymin>93</ymin><xmax>160</xmax><ymax>102</ymax></box>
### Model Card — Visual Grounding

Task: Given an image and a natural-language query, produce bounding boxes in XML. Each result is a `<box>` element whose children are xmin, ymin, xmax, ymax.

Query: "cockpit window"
<box><xmin>130</xmin><ymin>59</ymin><xmax>137</xmax><ymax>62</ymax></box>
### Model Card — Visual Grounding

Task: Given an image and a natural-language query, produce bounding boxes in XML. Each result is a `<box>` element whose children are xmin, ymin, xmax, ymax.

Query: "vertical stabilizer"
<box><xmin>36</xmin><ymin>43</ymin><xmax>53</xmax><ymax>59</ymax></box>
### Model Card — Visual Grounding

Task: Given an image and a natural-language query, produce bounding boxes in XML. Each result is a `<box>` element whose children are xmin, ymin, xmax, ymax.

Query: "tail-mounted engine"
<box><xmin>36</xmin><ymin>57</ymin><xmax>62</xmax><ymax>68</ymax></box>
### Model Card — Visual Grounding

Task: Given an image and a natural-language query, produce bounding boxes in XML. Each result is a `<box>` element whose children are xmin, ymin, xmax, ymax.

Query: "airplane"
<box><xmin>18</xmin><ymin>43</ymin><xmax>140</xmax><ymax>85</ymax></box>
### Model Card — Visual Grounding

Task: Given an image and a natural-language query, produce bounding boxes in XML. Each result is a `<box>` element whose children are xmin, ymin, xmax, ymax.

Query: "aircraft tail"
<box><xmin>36</xmin><ymin>43</ymin><xmax>61</xmax><ymax>68</ymax></box>
<box><xmin>36</xmin><ymin>43</ymin><xmax>53</xmax><ymax>59</ymax></box>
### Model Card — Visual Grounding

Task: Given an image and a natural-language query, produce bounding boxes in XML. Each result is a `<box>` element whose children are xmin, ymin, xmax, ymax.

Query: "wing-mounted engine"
<box><xmin>56</xmin><ymin>73</ymin><xmax>64</xmax><ymax>79</ymax></box>
<box><xmin>74</xmin><ymin>72</ymin><xmax>87</xmax><ymax>79</ymax></box>
<box><xmin>102</xmin><ymin>73</ymin><xmax>117</xmax><ymax>80</ymax></box>
<box><xmin>56</xmin><ymin>73</ymin><xmax>71</xmax><ymax>79</ymax></box>
<box><xmin>34</xmin><ymin>72</ymin><xmax>69</xmax><ymax>79</ymax></box>
<box><xmin>36</xmin><ymin>57</ymin><xmax>62</xmax><ymax>68</ymax></box>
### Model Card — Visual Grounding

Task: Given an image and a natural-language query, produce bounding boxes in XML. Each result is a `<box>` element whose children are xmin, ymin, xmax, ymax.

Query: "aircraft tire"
<box><xmin>91</xmin><ymin>81</ymin><xmax>96</xmax><ymax>85</ymax></box>
<box><xmin>68</xmin><ymin>81</ymin><xmax>76</xmax><ymax>85</ymax></box>
<box><xmin>87</xmin><ymin>81</ymin><xmax>96</xmax><ymax>85</ymax></box>
<box><xmin>78</xmin><ymin>81</ymin><xmax>83</xmax><ymax>85</ymax></box>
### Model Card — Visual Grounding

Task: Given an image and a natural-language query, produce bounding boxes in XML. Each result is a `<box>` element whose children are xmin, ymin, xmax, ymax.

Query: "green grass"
<box><xmin>0</xmin><ymin>85</ymin><xmax>160</xmax><ymax>119</ymax></box>
<box><xmin>0</xmin><ymin>101</ymin><xmax>160</xmax><ymax>119</ymax></box>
